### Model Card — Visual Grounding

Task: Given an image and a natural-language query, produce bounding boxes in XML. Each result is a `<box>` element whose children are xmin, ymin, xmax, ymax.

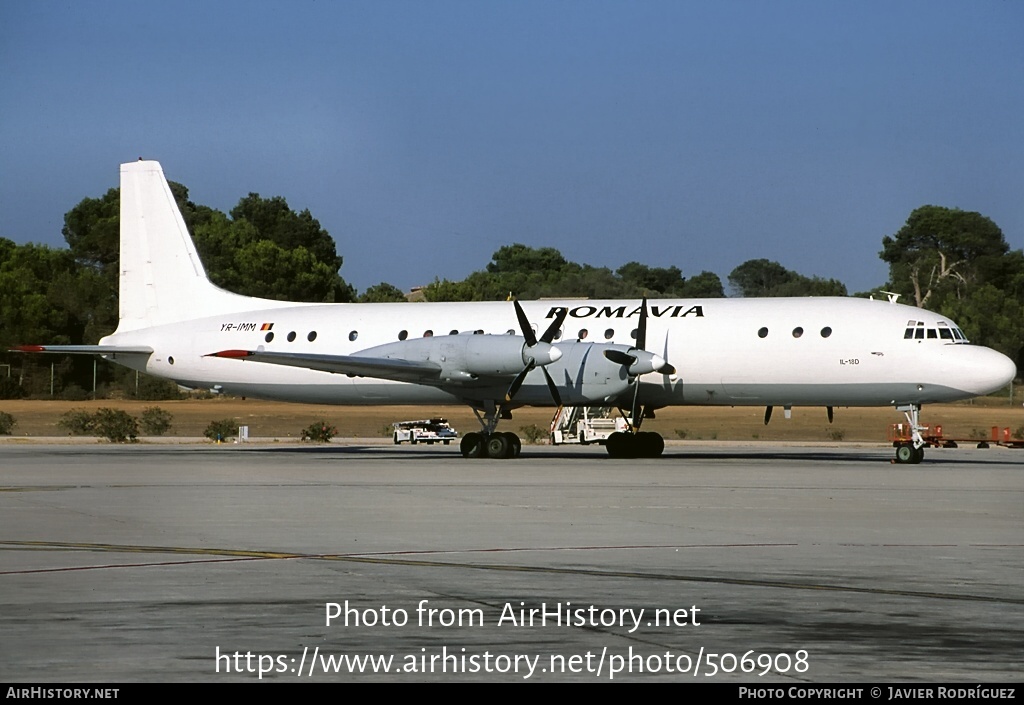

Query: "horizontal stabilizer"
<box><xmin>11</xmin><ymin>345</ymin><xmax>154</xmax><ymax>356</ymax></box>
<box><xmin>206</xmin><ymin>349</ymin><xmax>442</xmax><ymax>383</ymax></box>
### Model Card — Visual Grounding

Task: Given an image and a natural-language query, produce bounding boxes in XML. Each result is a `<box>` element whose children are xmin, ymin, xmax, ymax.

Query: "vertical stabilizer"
<box><xmin>116</xmin><ymin>160</ymin><xmax>283</xmax><ymax>331</ymax></box>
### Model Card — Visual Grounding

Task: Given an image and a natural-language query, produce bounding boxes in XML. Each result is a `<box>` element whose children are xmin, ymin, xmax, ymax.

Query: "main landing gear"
<box><xmin>893</xmin><ymin>403</ymin><xmax>926</xmax><ymax>464</ymax></box>
<box><xmin>605</xmin><ymin>404</ymin><xmax>665</xmax><ymax>458</ymax></box>
<box><xmin>605</xmin><ymin>430</ymin><xmax>664</xmax><ymax>458</ymax></box>
<box><xmin>460</xmin><ymin>431</ymin><xmax>522</xmax><ymax>459</ymax></box>
<box><xmin>460</xmin><ymin>402</ymin><xmax>523</xmax><ymax>459</ymax></box>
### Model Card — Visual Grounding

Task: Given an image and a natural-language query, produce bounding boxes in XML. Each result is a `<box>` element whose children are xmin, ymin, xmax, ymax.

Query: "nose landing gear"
<box><xmin>893</xmin><ymin>403</ymin><xmax>926</xmax><ymax>464</ymax></box>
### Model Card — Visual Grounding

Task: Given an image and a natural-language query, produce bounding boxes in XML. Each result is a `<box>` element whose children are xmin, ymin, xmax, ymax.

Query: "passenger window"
<box><xmin>792</xmin><ymin>327</ymin><xmax>803</xmax><ymax>338</ymax></box>
<box><xmin>604</xmin><ymin>329</ymin><xmax>614</xmax><ymax>340</ymax></box>
<box><xmin>578</xmin><ymin>329</ymin><xmax>589</xmax><ymax>340</ymax></box>
<box><xmin>820</xmin><ymin>327</ymin><xmax>832</xmax><ymax>338</ymax></box>
<box><xmin>349</xmin><ymin>331</ymin><xmax>358</xmax><ymax>341</ymax></box>
<box><xmin>758</xmin><ymin>327</ymin><xmax>768</xmax><ymax>339</ymax></box>
<box><xmin>423</xmin><ymin>330</ymin><xmax>434</xmax><ymax>337</ymax></box>
<box><xmin>287</xmin><ymin>331</ymin><xmax>296</xmax><ymax>342</ymax></box>
<box><xmin>265</xmin><ymin>332</ymin><xmax>275</xmax><ymax>343</ymax></box>
<box><xmin>307</xmin><ymin>331</ymin><xmax>317</xmax><ymax>342</ymax></box>
<box><xmin>398</xmin><ymin>330</ymin><xmax>408</xmax><ymax>341</ymax></box>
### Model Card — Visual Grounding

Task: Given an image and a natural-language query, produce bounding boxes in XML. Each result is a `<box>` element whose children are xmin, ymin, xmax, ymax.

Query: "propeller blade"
<box><xmin>539</xmin><ymin>306</ymin><xmax>567</xmax><ymax>344</ymax></box>
<box><xmin>513</xmin><ymin>300</ymin><xmax>537</xmax><ymax>347</ymax></box>
<box><xmin>630</xmin><ymin>380</ymin><xmax>641</xmax><ymax>432</ymax></box>
<box><xmin>764</xmin><ymin>405</ymin><xmax>773</xmax><ymax>425</ymax></box>
<box><xmin>827</xmin><ymin>406</ymin><xmax>834</xmax><ymax>423</ymax></box>
<box><xmin>635</xmin><ymin>296</ymin><xmax>648</xmax><ymax>351</ymax></box>
<box><xmin>504</xmin><ymin>363</ymin><xmax>532</xmax><ymax>402</ymax></box>
<box><xmin>541</xmin><ymin>367</ymin><xmax>563</xmax><ymax>406</ymax></box>
<box><xmin>604</xmin><ymin>349</ymin><xmax>637</xmax><ymax>366</ymax></box>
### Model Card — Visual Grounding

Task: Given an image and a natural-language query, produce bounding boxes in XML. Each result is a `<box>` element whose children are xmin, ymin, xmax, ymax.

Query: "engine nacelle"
<box><xmin>500</xmin><ymin>341</ymin><xmax>635</xmax><ymax>405</ymax></box>
<box><xmin>356</xmin><ymin>334</ymin><xmax>560</xmax><ymax>380</ymax></box>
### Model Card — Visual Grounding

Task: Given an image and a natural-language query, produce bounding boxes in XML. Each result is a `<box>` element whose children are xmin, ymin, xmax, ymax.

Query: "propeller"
<box><xmin>504</xmin><ymin>300</ymin><xmax>567</xmax><ymax>405</ymax></box>
<box><xmin>602</xmin><ymin>297</ymin><xmax>676</xmax><ymax>376</ymax></box>
<box><xmin>600</xmin><ymin>297</ymin><xmax>678</xmax><ymax>430</ymax></box>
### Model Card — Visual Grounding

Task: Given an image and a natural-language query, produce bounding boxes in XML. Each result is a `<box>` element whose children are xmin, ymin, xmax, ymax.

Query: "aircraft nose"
<box><xmin>959</xmin><ymin>346</ymin><xmax>1018</xmax><ymax>396</ymax></box>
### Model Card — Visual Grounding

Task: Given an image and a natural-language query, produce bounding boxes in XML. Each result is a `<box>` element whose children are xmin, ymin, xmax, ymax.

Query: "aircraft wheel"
<box><xmin>393</xmin><ymin>433</ymin><xmax>400</xmax><ymax>445</ymax></box>
<box><xmin>911</xmin><ymin>446</ymin><xmax>925</xmax><ymax>464</ymax></box>
<box><xmin>486</xmin><ymin>433</ymin><xmax>512</xmax><ymax>459</ymax></box>
<box><xmin>895</xmin><ymin>443</ymin><xmax>915</xmax><ymax>464</ymax></box>
<box><xmin>638</xmin><ymin>431</ymin><xmax>664</xmax><ymax>458</ymax></box>
<box><xmin>505</xmin><ymin>432</ymin><xmax>522</xmax><ymax>458</ymax></box>
<box><xmin>461</xmin><ymin>432</ymin><xmax>485</xmax><ymax>458</ymax></box>
<box><xmin>606</xmin><ymin>431</ymin><xmax>633</xmax><ymax>458</ymax></box>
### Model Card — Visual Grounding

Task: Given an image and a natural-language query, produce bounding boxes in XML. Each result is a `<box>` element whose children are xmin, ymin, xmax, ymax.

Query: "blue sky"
<box><xmin>2</xmin><ymin>0</ymin><xmax>1022</xmax><ymax>296</ymax></box>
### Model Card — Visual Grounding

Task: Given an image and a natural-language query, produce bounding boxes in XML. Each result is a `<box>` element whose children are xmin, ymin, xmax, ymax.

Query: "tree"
<box><xmin>62</xmin><ymin>188</ymin><xmax>120</xmax><ymax>278</ymax></box>
<box><xmin>359</xmin><ymin>282</ymin><xmax>408</xmax><ymax>303</ymax></box>
<box><xmin>423</xmin><ymin>243</ymin><xmax>726</xmax><ymax>301</ymax></box>
<box><xmin>727</xmin><ymin>259</ymin><xmax>793</xmax><ymax>297</ymax></box>
<box><xmin>880</xmin><ymin>205</ymin><xmax>1010</xmax><ymax>308</ymax></box>
<box><xmin>679</xmin><ymin>271</ymin><xmax>726</xmax><ymax>298</ymax></box>
<box><xmin>616</xmin><ymin>262</ymin><xmax>686</xmax><ymax>295</ymax></box>
<box><xmin>727</xmin><ymin>259</ymin><xmax>844</xmax><ymax>297</ymax></box>
<box><xmin>230</xmin><ymin>193</ymin><xmax>343</xmax><ymax>272</ymax></box>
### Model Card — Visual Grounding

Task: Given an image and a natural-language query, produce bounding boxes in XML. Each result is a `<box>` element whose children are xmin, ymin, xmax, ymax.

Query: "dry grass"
<box><xmin>1</xmin><ymin>396</ymin><xmax>1021</xmax><ymax>443</ymax></box>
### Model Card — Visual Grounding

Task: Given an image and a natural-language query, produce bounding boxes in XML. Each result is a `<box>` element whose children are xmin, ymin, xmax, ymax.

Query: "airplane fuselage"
<box><xmin>100</xmin><ymin>296</ymin><xmax>1013</xmax><ymax>410</ymax></box>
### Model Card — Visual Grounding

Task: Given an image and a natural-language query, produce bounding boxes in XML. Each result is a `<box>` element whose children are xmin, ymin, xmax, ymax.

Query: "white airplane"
<box><xmin>15</xmin><ymin>160</ymin><xmax>1017</xmax><ymax>463</ymax></box>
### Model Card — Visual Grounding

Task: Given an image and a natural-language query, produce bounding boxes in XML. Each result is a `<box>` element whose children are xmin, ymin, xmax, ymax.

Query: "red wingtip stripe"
<box><xmin>208</xmin><ymin>349</ymin><xmax>254</xmax><ymax>359</ymax></box>
<box><xmin>11</xmin><ymin>345</ymin><xmax>46</xmax><ymax>353</ymax></box>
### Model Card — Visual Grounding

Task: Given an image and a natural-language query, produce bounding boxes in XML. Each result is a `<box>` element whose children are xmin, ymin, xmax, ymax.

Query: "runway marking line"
<box><xmin>1</xmin><ymin>540</ymin><xmax>1021</xmax><ymax>605</ymax></box>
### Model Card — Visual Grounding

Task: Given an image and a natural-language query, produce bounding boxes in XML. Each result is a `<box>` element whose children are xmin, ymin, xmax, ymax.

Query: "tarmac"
<box><xmin>0</xmin><ymin>440</ymin><xmax>1021</xmax><ymax>682</ymax></box>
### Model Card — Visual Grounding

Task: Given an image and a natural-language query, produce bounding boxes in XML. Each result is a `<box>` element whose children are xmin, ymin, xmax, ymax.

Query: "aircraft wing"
<box><xmin>11</xmin><ymin>345</ymin><xmax>154</xmax><ymax>355</ymax></box>
<box><xmin>206</xmin><ymin>349</ymin><xmax>442</xmax><ymax>384</ymax></box>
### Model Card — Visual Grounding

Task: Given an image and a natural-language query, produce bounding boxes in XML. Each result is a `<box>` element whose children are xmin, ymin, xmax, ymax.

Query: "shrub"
<box><xmin>92</xmin><ymin>408</ymin><xmax>138</xmax><ymax>443</ymax></box>
<box><xmin>204</xmin><ymin>419</ymin><xmax>239</xmax><ymax>442</ymax></box>
<box><xmin>301</xmin><ymin>420</ymin><xmax>339</xmax><ymax>442</ymax></box>
<box><xmin>58</xmin><ymin>409</ymin><xmax>95</xmax><ymax>435</ymax></box>
<box><xmin>827</xmin><ymin>428</ymin><xmax>846</xmax><ymax>441</ymax></box>
<box><xmin>0</xmin><ymin>411</ymin><xmax>16</xmax><ymax>435</ymax></box>
<box><xmin>134</xmin><ymin>376</ymin><xmax>183</xmax><ymax>401</ymax></box>
<box><xmin>0</xmin><ymin>378</ymin><xmax>26</xmax><ymax>400</ymax></box>
<box><xmin>140</xmin><ymin>407</ymin><xmax>173</xmax><ymax>436</ymax></box>
<box><xmin>519</xmin><ymin>424</ymin><xmax>547</xmax><ymax>444</ymax></box>
<box><xmin>59</xmin><ymin>384</ymin><xmax>89</xmax><ymax>401</ymax></box>
<box><xmin>674</xmin><ymin>428</ymin><xmax>688</xmax><ymax>439</ymax></box>
<box><xmin>1013</xmin><ymin>426</ymin><xmax>1024</xmax><ymax>441</ymax></box>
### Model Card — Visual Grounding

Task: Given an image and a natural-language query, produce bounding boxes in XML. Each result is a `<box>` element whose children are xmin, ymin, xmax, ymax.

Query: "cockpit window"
<box><xmin>906</xmin><ymin>320</ymin><xmax>969</xmax><ymax>343</ymax></box>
